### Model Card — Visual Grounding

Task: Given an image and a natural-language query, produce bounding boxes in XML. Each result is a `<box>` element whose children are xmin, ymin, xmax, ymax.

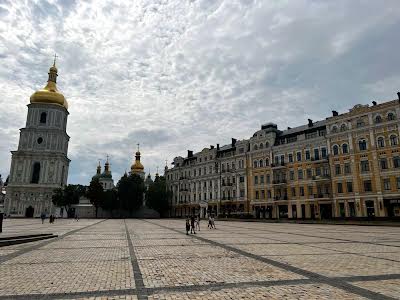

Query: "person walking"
<box><xmin>195</xmin><ymin>214</ymin><xmax>200</xmax><ymax>231</ymax></box>
<box><xmin>185</xmin><ymin>217</ymin><xmax>190</xmax><ymax>235</ymax></box>
<box><xmin>208</xmin><ymin>215</ymin><xmax>213</xmax><ymax>229</ymax></box>
<box><xmin>41</xmin><ymin>213</ymin><xmax>46</xmax><ymax>224</ymax></box>
<box><xmin>190</xmin><ymin>215</ymin><xmax>196</xmax><ymax>234</ymax></box>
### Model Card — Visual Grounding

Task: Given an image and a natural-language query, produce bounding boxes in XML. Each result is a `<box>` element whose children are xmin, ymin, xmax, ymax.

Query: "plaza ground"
<box><xmin>0</xmin><ymin>219</ymin><xmax>400</xmax><ymax>299</ymax></box>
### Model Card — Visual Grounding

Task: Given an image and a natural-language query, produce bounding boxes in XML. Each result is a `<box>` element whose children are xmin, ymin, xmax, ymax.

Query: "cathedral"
<box><xmin>92</xmin><ymin>157</ymin><xmax>114</xmax><ymax>190</ymax></box>
<box><xmin>4</xmin><ymin>59</ymin><xmax>70</xmax><ymax>217</ymax></box>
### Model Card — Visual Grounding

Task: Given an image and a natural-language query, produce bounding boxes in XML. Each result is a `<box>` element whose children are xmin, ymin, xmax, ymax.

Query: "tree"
<box><xmin>102</xmin><ymin>189</ymin><xmax>118</xmax><ymax>216</ymax></box>
<box><xmin>117</xmin><ymin>173</ymin><xmax>144</xmax><ymax>213</ymax></box>
<box><xmin>52</xmin><ymin>184</ymin><xmax>85</xmax><ymax>217</ymax></box>
<box><xmin>146</xmin><ymin>175</ymin><xmax>170</xmax><ymax>216</ymax></box>
<box><xmin>86</xmin><ymin>179</ymin><xmax>104</xmax><ymax>217</ymax></box>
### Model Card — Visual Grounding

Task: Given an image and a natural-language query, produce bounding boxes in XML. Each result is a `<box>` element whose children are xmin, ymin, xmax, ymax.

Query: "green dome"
<box><xmin>100</xmin><ymin>171</ymin><xmax>112</xmax><ymax>179</ymax></box>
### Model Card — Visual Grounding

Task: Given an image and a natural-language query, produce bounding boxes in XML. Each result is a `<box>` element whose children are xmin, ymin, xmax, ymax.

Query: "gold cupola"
<box><xmin>131</xmin><ymin>144</ymin><xmax>144</xmax><ymax>173</ymax></box>
<box><xmin>30</xmin><ymin>56</ymin><xmax>68</xmax><ymax>109</ymax></box>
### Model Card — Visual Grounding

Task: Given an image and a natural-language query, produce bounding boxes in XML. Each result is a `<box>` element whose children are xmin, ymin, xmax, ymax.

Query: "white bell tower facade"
<box><xmin>5</xmin><ymin>60</ymin><xmax>70</xmax><ymax>217</ymax></box>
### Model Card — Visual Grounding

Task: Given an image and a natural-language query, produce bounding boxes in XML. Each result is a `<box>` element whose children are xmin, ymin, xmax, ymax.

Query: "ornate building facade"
<box><xmin>5</xmin><ymin>61</ymin><xmax>70</xmax><ymax>217</ymax></box>
<box><xmin>166</xmin><ymin>94</ymin><xmax>400</xmax><ymax>219</ymax></box>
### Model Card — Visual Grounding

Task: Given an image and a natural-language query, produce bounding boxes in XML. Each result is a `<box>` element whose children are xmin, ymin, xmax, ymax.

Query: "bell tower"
<box><xmin>5</xmin><ymin>59</ymin><xmax>70</xmax><ymax>217</ymax></box>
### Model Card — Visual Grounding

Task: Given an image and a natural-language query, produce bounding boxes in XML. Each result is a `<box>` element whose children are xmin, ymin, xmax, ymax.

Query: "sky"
<box><xmin>0</xmin><ymin>0</ymin><xmax>400</xmax><ymax>185</ymax></box>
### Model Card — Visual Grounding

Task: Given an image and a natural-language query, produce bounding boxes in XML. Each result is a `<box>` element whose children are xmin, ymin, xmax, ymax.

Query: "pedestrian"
<box><xmin>75</xmin><ymin>213</ymin><xmax>79</xmax><ymax>221</ymax></box>
<box><xmin>185</xmin><ymin>217</ymin><xmax>190</xmax><ymax>235</ymax></box>
<box><xmin>190</xmin><ymin>215</ymin><xmax>196</xmax><ymax>234</ymax></box>
<box><xmin>195</xmin><ymin>214</ymin><xmax>200</xmax><ymax>231</ymax></box>
<box><xmin>211</xmin><ymin>214</ymin><xmax>216</xmax><ymax>229</ymax></box>
<box><xmin>208</xmin><ymin>215</ymin><xmax>213</xmax><ymax>229</ymax></box>
<box><xmin>41</xmin><ymin>213</ymin><xmax>45</xmax><ymax>224</ymax></box>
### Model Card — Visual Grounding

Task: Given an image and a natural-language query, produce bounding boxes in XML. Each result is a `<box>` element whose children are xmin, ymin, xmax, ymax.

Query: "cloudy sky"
<box><xmin>0</xmin><ymin>0</ymin><xmax>399</xmax><ymax>185</ymax></box>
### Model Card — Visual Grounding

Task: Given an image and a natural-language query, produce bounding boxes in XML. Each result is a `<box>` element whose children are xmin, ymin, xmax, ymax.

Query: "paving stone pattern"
<box><xmin>0</xmin><ymin>219</ymin><xmax>400</xmax><ymax>299</ymax></box>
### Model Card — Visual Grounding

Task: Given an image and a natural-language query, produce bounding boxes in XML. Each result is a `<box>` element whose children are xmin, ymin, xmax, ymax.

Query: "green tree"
<box><xmin>146</xmin><ymin>175</ymin><xmax>170</xmax><ymax>215</ymax></box>
<box><xmin>102</xmin><ymin>189</ymin><xmax>118</xmax><ymax>216</ymax></box>
<box><xmin>117</xmin><ymin>173</ymin><xmax>144</xmax><ymax>213</ymax></box>
<box><xmin>86</xmin><ymin>179</ymin><xmax>104</xmax><ymax>217</ymax></box>
<box><xmin>52</xmin><ymin>184</ymin><xmax>85</xmax><ymax>217</ymax></box>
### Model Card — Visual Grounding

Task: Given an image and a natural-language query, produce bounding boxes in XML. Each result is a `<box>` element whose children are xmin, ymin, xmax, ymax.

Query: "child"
<box><xmin>186</xmin><ymin>218</ymin><xmax>190</xmax><ymax>235</ymax></box>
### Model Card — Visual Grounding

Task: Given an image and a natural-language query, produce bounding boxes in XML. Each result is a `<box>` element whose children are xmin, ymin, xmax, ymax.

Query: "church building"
<box><xmin>4</xmin><ymin>59</ymin><xmax>70</xmax><ymax>217</ymax></box>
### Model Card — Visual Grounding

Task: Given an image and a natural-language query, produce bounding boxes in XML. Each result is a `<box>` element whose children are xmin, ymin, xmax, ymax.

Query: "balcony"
<box><xmin>274</xmin><ymin>195</ymin><xmax>288</xmax><ymax>201</ymax></box>
<box><xmin>222</xmin><ymin>182</ymin><xmax>234</xmax><ymax>187</ymax></box>
<box><xmin>314</xmin><ymin>193</ymin><xmax>331</xmax><ymax>199</ymax></box>
<box><xmin>272</xmin><ymin>179</ymin><xmax>287</xmax><ymax>185</ymax></box>
<box><xmin>313</xmin><ymin>175</ymin><xmax>331</xmax><ymax>181</ymax></box>
<box><xmin>271</xmin><ymin>162</ymin><xmax>286</xmax><ymax>169</ymax></box>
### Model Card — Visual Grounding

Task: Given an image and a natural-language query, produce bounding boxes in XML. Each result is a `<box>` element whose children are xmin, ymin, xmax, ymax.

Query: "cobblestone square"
<box><xmin>0</xmin><ymin>219</ymin><xmax>399</xmax><ymax>299</ymax></box>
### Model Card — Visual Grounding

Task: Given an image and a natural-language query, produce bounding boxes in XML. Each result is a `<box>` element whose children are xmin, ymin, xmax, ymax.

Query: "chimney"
<box><xmin>308</xmin><ymin>119</ymin><xmax>313</xmax><ymax>127</ymax></box>
<box><xmin>332</xmin><ymin>110</ymin><xmax>338</xmax><ymax>117</ymax></box>
<box><xmin>217</xmin><ymin>144</ymin><xmax>220</xmax><ymax>150</ymax></box>
<box><xmin>187</xmin><ymin>150</ymin><xmax>193</xmax><ymax>158</ymax></box>
<box><xmin>397</xmin><ymin>92</ymin><xmax>400</xmax><ymax>102</ymax></box>
<box><xmin>372</xmin><ymin>101</ymin><xmax>377</xmax><ymax>106</ymax></box>
<box><xmin>231</xmin><ymin>138</ymin><xmax>237</xmax><ymax>147</ymax></box>
<box><xmin>210</xmin><ymin>145</ymin><xmax>214</xmax><ymax>149</ymax></box>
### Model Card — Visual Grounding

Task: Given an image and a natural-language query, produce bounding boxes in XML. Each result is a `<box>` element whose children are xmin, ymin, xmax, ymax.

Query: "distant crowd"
<box><xmin>185</xmin><ymin>214</ymin><xmax>216</xmax><ymax>235</ymax></box>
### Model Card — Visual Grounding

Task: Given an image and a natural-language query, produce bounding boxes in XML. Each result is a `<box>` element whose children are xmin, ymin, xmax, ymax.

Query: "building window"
<box><xmin>383</xmin><ymin>179</ymin><xmax>391</xmax><ymax>190</ymax></box>
<box><xmin>265</xmin><ymin>158</ymin><xmax>269</xmax><ymax>166</ymax></box>
<box><xmin>299</xmin><ymin>186</ymin><xmax>305</xmax><ymax>196</ymax></box>
<box><xmin>280</xmin><ymin>155</ymin><xmax>285</xmax><ymax>165</ymax></box>
<box><xmin>254</xmin><ymin>144</ymin><xmax>258</xmax><ymax>150</ymax></box>
<box><xmin>390</xmin><ymin>135</ymin><xmax>398</xmax><ymax>146</ymax></box>
<box><xmin>380</xmin><ymin>158</ymin><xmax>388</xmax><ymax>170</ymax></box>
<box><xmin>356</xmin><ymin>119</ymin><xmax>365</xmax><ymax>128</ymax></box>
<box><xmin>305</xmin><ymin>150</ymin><xmax>310</xmax><ymax>160</ymax></box>
<box><xmin>255</xmin><ymin>191</ymin><xmax>259</xmax><ymax>199</ymax></box>
<box><xmin>340</xmin><ymin>124</ymin><xmax>347</xmax><ymax>131</ymax></box>
<box><xmin>254</xmin><ymin>176</ymin><xmax>258</xmax><ymax>185</ymax></box>
<box><xmin>333</xmin><ymin>145</ymin><xmax>339</xmax><ymax>155</ymax></box>
<box><xmin>394</xmin><ymin>157</ymin><xmax>400</xmax><ymax>168</ymax></box>
<box><xmin>31</xmin><ymin>162</ymin><xmax>40</xmax><ymax>184</ymax></box>
<box><xmin>306</xmin><ymin>168</ymin><xmax>312</xmax><ymax>179</ymax></box>
<box><xmin>240</xmin><ymin>176</ymin><xmax>244</xmax><ymax>183</ymax></box>
<box><xmin>308</xmin><ymin>185</ymin><xmax>313</xmax><ymax>195</ymax></box>
<box><xmin>260</xmin><ymin>175</ymin><xmax>264</xmax><ymax>184</ymax></box>
<box><xmin>40</xmin><ymin>112</ymin><xmax>47</xmax><ymax>124</ymax></box>
<box><xmin>342</xmin><ymin>144</ymin><xmax>348</xmax><ymax>154</ymax></box>
<box><xmin>253</xmin><ymin>161</ymin><xmax>258</xmax><ymax>168</ymax></box>
<box><xmin>297</xmin><ymin>152</ymin><xmax>302</xmax><ymax>162</ymax></box>
<box><xmin>337</xmin><ymin>182</ymin><xmax>343</xmax><ymax>193</ymax></box>
<box><xmin>377</xmin><ymin>137</ymin><xmax>385</xmax><ymax>148</ymax></box>
<box><xmin>364</xmin><ymin>180</ymin><xmax>372</xmax><ymax>192</ymax></box>
<box><xmin>266</xmin><ymin>174</ymin><xmax>270</xmax><ymax>183</ymax></box>
<box><xmin>298</xmin><ymin>169</ymin><xmax>303</xmax><ymax>180</ymax></box>
<box><xmin>259</xmin><ymin>160</ymin><xmax>263</xmax><ymax>167</ymax></box>
<box><xmin>240</xmin><ymin>190</ymin><xmax>245</xmax><ymax>197</ymax></box>
<box><xmin>331</xmin><ymin>126</ymin><xmax>338</xmax><ymax>133</ymax></box>
<box><xmin>291</xmin><ymin>187</ymin><xmax>296</xmax><ymax>197</ymax></box>
<box><xmin>335</xmin><ymin>164</ymin><xmax>341</xmax><ymax>175</ymax></box>
<box><xmin>288</xmin><ymin>153</ymin><xmax>293</xmax><ymax>163</ymax></box>
<box><xmin>321</xmin><ymin>147</ymin><xmax>327</xmax><ymax>158</ymax></box>
<box><xmin>315</xmin><ymin>167</ymin><xmax>321</xmax><ymax>176</ymax></box>
<box><xmin>314</xmin><ymin>148</ymin><xmax>320</xmax><ymax>160</ymax></box>
<box><xmin>259</xmin><ymin>143</ymin><xmax>264</xmax><ymax>149</ymax></box>
<box><xmin>261</xmin><ymin>190</ymin><xmax>265</xmax><ymax>199</ymax></box>
<box><xmin>397</xmin><ymin>177</ymin><xmax>400</xmax><ymax>189</ymax></box>
<box><xmin>388</xmin><ymin>113</ymin><xmax>396</xmax><ymax>121</ymax></box>
<box><xmin>359</xmin><ymin>140</ymin><xmax>367</xmax><ymax>151</ymax></box>
<box><xmin>375</xmin><ymin>115</ymin><xmax>382</xmax><ymax>123</ymax></box>
<box><xmin>360</xmin><ymin>161</ymin><xmax>370</xmax><ymax>172</ymax></box>
<box><xmin>347</xmin><ymin>182</ymin><xmax>353</xmax><ymax>193</ymax></box>
<box><xmin>289</xmin><ymin>170</ymin><xmax>294</xmax><ymax>180</ymax></box>
<box><xmin>344</xmin><ymin>163</ymin><xmax>351</xmax><ymax>174</ymax></box>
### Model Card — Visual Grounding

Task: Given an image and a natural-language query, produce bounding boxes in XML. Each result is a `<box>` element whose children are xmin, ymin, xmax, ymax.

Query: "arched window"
<box><xmin>342</xmin><ymin>143</ymin><xmax>348</xmax><ymax>154</ymax></box>
<box><xmin>356</xmin><ymin>119</ymin><xmax>364</xmax><ymax>128</ymax></box>
<box><xmin>377</xmin><ymin>137</ymin><xmax>385</xmax><ymax>148</ymax></box>
<box><xmin>359</xmin><ymin>139</ymin><xmax>367</xmax><ymax>151</ymax></box>
<box><xmin>340</xmin><ymin>124</ymin><xmax>347</xmax><ymax>132</ymax></box>
<box><xmin>259</xmin><ymin>159</ymin><xmax>263</xmax><ymax>167</ymax></box>
<box><xmin>331</xmin><ymin>126</ymin><xmax>338</xmax><ymax>133</ymax></box>
<box><xmin>259</xmin><ymin>143</ymin><xmax>264</xmax><ymax>149</ymax></box>
<box><xmin>40</xmin><ymin>112</ymin><xmax>47</xmax><ymax>124</ymax></box>
<box><xmin>390</xmin><ymin>135</ymin><xmax>398</xmax><ymax>146</ymax></box>
<box><xmin>265</xmin><ymin>158</ymin><xmax>269</xmax><ymax>166</ymax></box>
<box><xmin>265</xmin><ymin>142</ymin><xmax>269</xmax><ymax>148</ymax></box>
<box><xmin>253</xmin><ymin>160</ymin><xmax>258</xmax><ymax>168</ymax></box>
<box><xmin>31</xmin><ymin>162</ymin><xmax>40</xmax><ymax>184</ymax></box>
<box><xmin>254</xmin><ymin>144</ymin><xmax>258</xmax><ymax>151</ymax></box>
<box><xmin>388</xmin><ymin>113</ymin><xmax>396</xmax><ymax>121</ymax></box>
<box><xmin>375</xmin><ymin>115</ymin><xmax>382</xmax><ymax>123</ymax></box>
<box><xmin>333</xmin><ymin>145</ymin><xmax>339</xmax><ymax>156</ymax></box>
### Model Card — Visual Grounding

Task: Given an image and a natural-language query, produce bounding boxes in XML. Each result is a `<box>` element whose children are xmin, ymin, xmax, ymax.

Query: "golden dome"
<box><xmin>30</xmin><ymin>62</ymin><xmax>68</xmax><ymax>109</ymax></box>
<box><xmin>131</xmin><ymin>150</ymin><xmax>144</xmax><ymax>172</ymax></box>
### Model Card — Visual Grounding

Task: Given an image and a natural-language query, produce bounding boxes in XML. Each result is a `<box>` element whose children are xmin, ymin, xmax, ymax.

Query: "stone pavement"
<box><xmin>0</xmin><ymin>219</ymin><xmax>400</xmax><ymax>299</ymax></box>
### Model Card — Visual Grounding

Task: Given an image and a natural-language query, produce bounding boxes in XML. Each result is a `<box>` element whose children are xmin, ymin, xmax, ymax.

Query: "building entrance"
<box><xmin>320</xmin><ymin>204</ymin><xmax>332</xmax><ymax>219</ymax></box>
<box><xmin>25</xmin><ymin>206</ymin><xmax>34</xmax><ymax>218</ymax></box>
<box><xmin>365</xmin><ymin>200</ymin><xmax>375</xmax><ymax>218</ymax></box>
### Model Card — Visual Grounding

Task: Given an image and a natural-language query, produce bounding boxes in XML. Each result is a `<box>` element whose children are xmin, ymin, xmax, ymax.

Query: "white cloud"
<box><xmin>0</xmin><ymin>0</ymin><xmax>400</xmax><ymax>184</ymax></box>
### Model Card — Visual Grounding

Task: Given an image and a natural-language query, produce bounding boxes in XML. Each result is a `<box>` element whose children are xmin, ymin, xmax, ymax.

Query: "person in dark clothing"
<box><xmin>41</xmin><ymin>213</ymin><xmax>46</xmax><ymax>224</ymax></box>
<box><xmin>190</xmin><ymin>215</ymin><xmax>196</xmax><ymax>234</ymax></box>
<box><xmin>185</xmin><ymin>218</ymin><xmax>190</xmax><ymax>235</ymax></box>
